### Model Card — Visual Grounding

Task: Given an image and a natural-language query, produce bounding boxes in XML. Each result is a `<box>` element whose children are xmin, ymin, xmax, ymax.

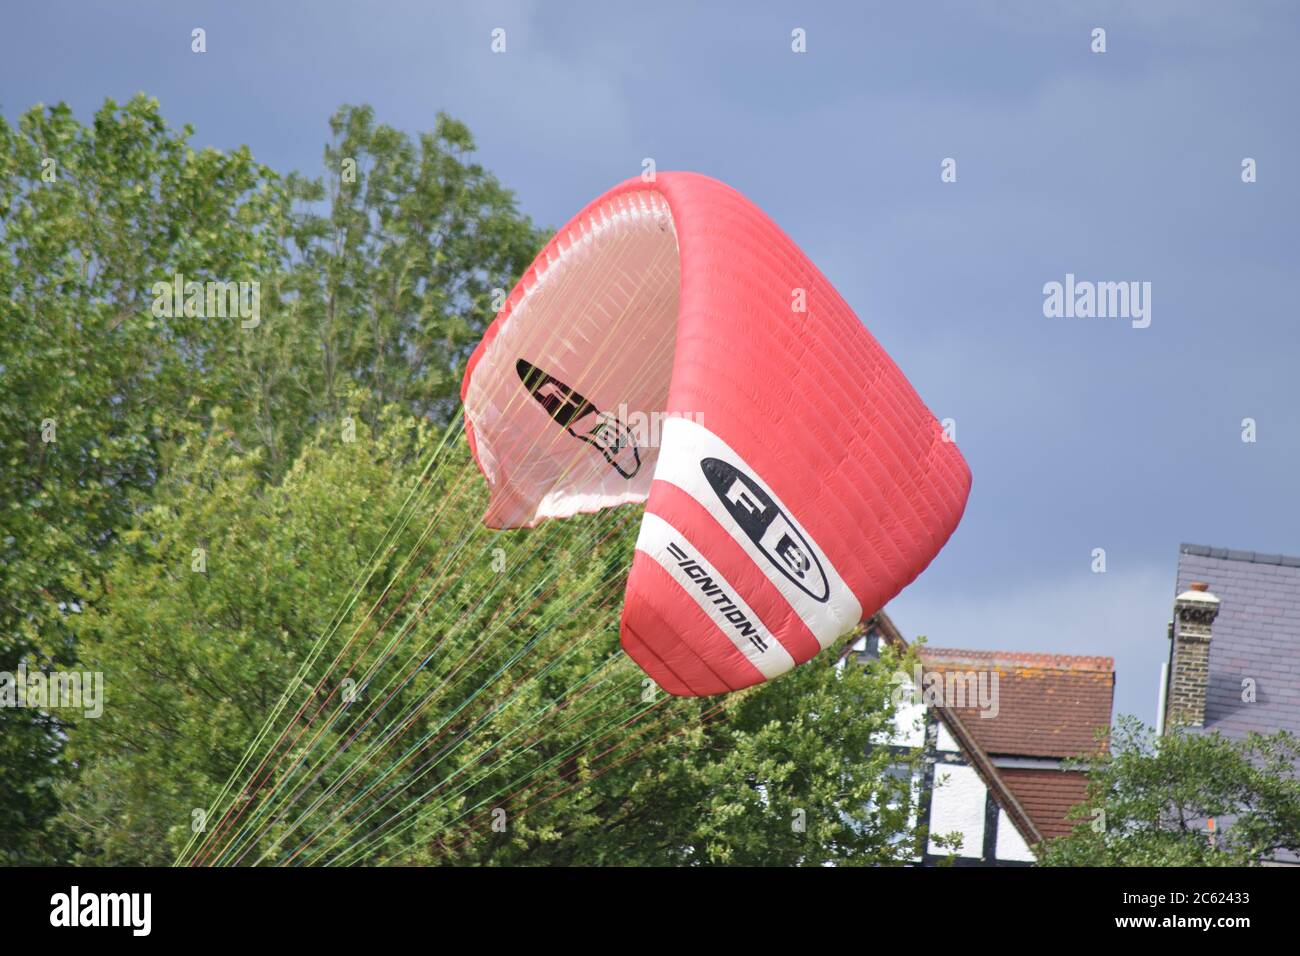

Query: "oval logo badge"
<box><xmin>700</xmin><ymin>457</ymin><xmax>830</xmax><ymax>603</ymax></box>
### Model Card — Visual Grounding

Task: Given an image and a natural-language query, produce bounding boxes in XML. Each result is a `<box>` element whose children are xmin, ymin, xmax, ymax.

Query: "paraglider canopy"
<box><xmin>462</xmin><ymin>173</ymin><xmax>969</xmax><ymax>696</ymax></box>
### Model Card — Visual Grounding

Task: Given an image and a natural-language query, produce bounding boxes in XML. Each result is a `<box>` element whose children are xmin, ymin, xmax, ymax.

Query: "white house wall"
<box><xmin>857</xmin><ymin>658</ymin><xmax>1037</xmax><ymax>864</ymax></box>
<box><xmin>927</xmin><ymin>763</ymin><xmax>986</xmax><ymax>858</ymax></box>
<box><xmin>935</xmin><ymin>720</ymin><xmax>961</xmax><ymax>754</ymax></box>
<box><xmin>995</xmin><ymin>808</ymin><xmax>1036</xmax><ymax>862</ymax></box>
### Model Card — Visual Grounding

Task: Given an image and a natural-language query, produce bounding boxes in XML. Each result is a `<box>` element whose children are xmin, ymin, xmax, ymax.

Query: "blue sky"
<box><xmin>4</xmin><ymin>1</ymin><xmax>1297</xmax><ymax>722</ymax></box>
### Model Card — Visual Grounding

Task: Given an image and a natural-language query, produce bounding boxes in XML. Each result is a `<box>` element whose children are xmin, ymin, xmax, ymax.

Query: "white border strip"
<box><xmin>653</xmin><ymin>416</ymin><xmax>861</xmax><ymax>648</ymax></box>
<box><xmin>635</xmin><ymin>512</ymin><xmax>794</xmax><ymax>680</ymax></box>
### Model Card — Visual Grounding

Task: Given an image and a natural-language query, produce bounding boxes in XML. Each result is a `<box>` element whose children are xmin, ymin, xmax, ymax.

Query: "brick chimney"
<box><xmin>1165</xmin><ymin>582</ymin><xmax>1220</xmax><ymax>729</ymax></box>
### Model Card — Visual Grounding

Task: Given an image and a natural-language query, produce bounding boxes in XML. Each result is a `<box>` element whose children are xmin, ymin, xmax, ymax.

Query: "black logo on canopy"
<box><xmin>516</xmin><ymin>358</ymin><xmax>641</xmax><ymax>480</ymax></box>
<box><xmin>701</xmin><ymin>457</ymin><xmax>830</xmax><ymax>603</ymax></box>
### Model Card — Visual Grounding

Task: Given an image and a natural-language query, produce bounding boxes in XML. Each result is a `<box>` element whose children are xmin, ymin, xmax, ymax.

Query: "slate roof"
<box><xmin>1175</xmin><ymin>543</ymin><xmax>1300</xmax><ymax>739</ymax></box>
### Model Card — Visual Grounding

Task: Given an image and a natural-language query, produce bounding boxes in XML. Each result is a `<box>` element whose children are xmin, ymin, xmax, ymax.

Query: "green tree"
<box><xmin>60</xmin><ymin>404</ymin><xmax>927</xmax><ymax>866</ymax></box>
<box><xmin>1040</xmin><ymin>716</ymin><xmax>1300</xmax><ymax>866</ymax></box>
<box><xmin>0</xmin><ymin>95</ymin><xmax>543</xmax><ymax>862</ymax></box>
<box><xmin>0</xmin><ymin>96</ymin><xmax>286</xmax><ymax>862</ymax></box>
<box><xmin>252</xmin><ymin>105</ymin><xmax>544</xmax><ymax>472</ymax></box>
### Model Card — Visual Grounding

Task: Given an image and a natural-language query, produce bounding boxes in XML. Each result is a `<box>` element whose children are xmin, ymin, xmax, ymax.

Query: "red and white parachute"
<box><xmin>461</xmin><ymin>173</ymin><xmax>970</xmax><ymax>696</ymax></box>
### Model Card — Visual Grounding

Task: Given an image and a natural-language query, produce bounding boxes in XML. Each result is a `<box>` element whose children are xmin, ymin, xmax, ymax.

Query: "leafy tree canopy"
<box><xmin>1040</xmin><ymin>716</ymin><xmax>1300</xmax><ymax>866</ymax></box>
<box><xmin>0</xmin><ymin>96</ymin><xmax>540</xmax><ymax>862</ymax></box>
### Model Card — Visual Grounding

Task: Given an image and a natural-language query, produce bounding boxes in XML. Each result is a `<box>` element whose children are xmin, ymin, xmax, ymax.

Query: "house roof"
<box><xmin>856</xmin><ymin>613</ymin><xmax>1046</xmax><ymax>852</ymax></box>
<box><xmin>995</xmin><ymin>768</ymin><xmax>1090</xmax><ymax>842</ymax></box>
<box><xmin>848</xmin><ymin>615</ymin><xmax>1121</xmax><ymax>852</ymax></box>
<box><xmin>916</xmin><ymin>647</ymin><xmax>1113</xmax><ymax>844</ymax></box>
<box><xmin>919</xmin><ymin>647</ymin><xmax>1115</xmax><ymax>759</ymax></box>
<box><xmin>1175</xmin><ymin>543</ymin><xmax>1300</xmax><ymax>740</ymax></box>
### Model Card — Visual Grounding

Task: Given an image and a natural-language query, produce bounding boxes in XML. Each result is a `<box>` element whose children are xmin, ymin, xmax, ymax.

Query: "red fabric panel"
<box><xmin>620</xmin><ymin>552</ymin><xmax>763</xmax><ymax>696</ymax></box>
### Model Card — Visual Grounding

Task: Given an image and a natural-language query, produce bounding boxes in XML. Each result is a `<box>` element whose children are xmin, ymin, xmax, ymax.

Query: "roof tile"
<box><xmin>919</xmin><ymin>647</ymin><xmax>1115</xmax><ymax>759</ymax></box>
<box><xmin>997</xmin><ymin>768</ymin><xmax>1091</xmax><ymax>841</ymax></box>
